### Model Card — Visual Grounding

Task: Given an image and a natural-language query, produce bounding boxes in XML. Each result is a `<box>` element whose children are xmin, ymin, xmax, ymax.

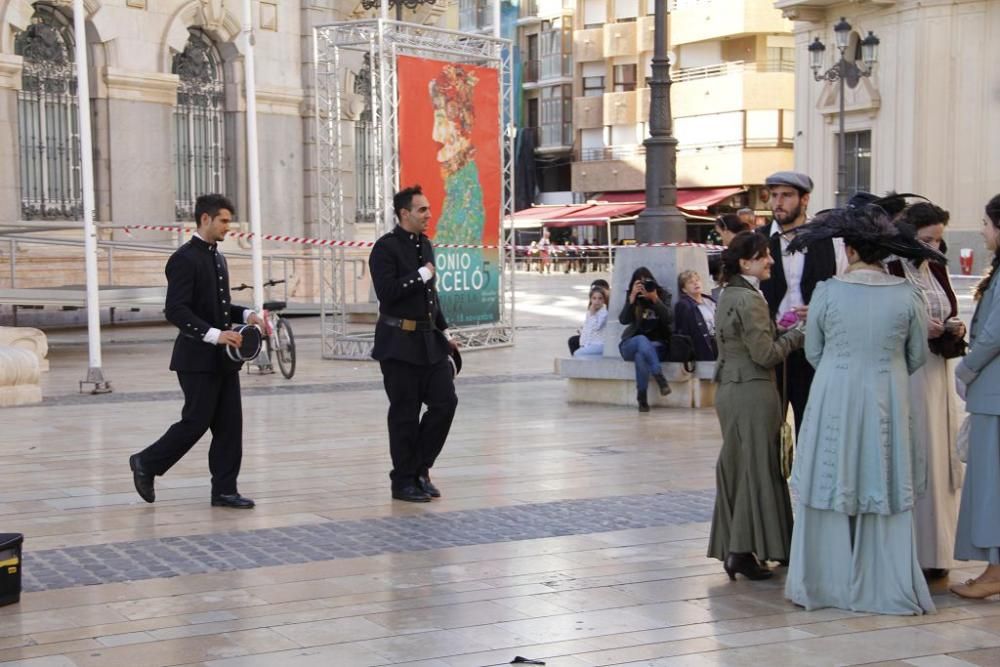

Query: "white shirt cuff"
<box><xmin>243</xmin><ymin>309</ymin><xmax>255</xmax><ymax>323</ymax></box>
<box><xmin>418</xmin><ymin>266</ymin><xmax>433</xmax><ymax>283</ymax></box>
<box><xmin>203</xmin><ymin>327</ymin><xmax>221</xmax><ymax>345</ymax></box>
<box><xmin>443</xmin><ymin>329</ymin><xmax>454</xmax><ymax>341</ymax></box>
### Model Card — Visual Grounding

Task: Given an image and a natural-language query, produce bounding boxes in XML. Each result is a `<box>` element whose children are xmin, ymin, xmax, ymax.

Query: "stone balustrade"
<box><xmin>0</xmin><ymin>346</ymin><xmax>41</xmax><ymax>407</ymax></box>
<box><xmin>0</xmin><ymin>326</ymin><xmax>49</xmax><ymax>371</ymax></box>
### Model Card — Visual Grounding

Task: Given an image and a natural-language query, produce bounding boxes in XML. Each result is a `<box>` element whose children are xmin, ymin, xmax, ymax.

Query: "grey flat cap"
<box><xmin>765</xmin><ymin>171</ymin><xmax>813</xmax><ymax>194</ymax></box>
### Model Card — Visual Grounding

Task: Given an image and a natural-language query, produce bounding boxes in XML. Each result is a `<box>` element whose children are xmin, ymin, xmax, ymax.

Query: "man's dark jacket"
<box><xmin>164</xmin><ymin>236</ymin><xmax>249</xmax><ymax>373</ymax></box>
<box><xmin>758</xmin><ymin>227</ymin><xmax>837</xmax><ymax>318</ymax></box>
<box><xmin>369</xmin><ymin>225</ymin><xmax>451</xmax><ymax>365</ymax></box>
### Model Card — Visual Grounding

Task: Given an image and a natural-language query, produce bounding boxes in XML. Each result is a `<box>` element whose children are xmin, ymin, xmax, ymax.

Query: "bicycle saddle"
<box><xmin>263</xmin><ymin>301</ymin><xmax>286</xmax><ymax>312</ymax></box>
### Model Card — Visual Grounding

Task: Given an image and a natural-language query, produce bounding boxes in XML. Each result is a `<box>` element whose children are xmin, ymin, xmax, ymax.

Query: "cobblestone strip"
<box><xmin>21</xmin><ymin>490</ymin><xmax>715</xmax><ymax>592</ymax></box>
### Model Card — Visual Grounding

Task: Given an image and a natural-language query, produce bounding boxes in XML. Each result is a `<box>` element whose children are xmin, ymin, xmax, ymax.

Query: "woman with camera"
<box><xmin>619</xmin><ymin>266</ymin><xmax>673</xmax><ymax>412</ymax></box>
<box><xmin>885</xmin><ymin>202</ymin><xmax>966</xmax><ymax>580</ymax></box>
<box><xmin>707</xmin><ymin>232</ymin><xmax>804</xmax><ymax>580</ymax></box>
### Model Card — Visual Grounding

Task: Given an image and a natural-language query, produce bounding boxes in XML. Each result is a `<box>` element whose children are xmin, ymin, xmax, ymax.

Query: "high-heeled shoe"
<box><xmin>723</xmin><ymin>552</ymin><xmax>773</xmax><ymax>581</ymax></box>
<box><xmin>950</xmin><ymin>578</ymin><xmax>1000</xmax><ymax>599</ymax></box>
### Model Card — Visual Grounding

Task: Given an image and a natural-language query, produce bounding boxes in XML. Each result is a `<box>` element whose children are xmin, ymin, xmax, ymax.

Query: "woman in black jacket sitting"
<box><xmin>674</xmin><ymin>269</ymin><xmax>718</xmax><ymax>361</ymax></box>
<box><xmin>619</xmin><ymin>266</ymin><xmax>673</xmax><ymax>412</ymax></box>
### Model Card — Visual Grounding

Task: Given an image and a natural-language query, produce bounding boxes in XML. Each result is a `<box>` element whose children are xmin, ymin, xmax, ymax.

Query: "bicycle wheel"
<box><xmin>275</xmin><ymin>317</ymin><xmax>296</xmax><ymax>379</ymax></box>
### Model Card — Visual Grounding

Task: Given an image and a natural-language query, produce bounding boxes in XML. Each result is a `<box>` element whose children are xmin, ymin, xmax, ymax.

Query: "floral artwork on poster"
<box><xmin>397</xmin><ymin>55</ymin><xmax>501</xmax><ymax>325</ymax></box>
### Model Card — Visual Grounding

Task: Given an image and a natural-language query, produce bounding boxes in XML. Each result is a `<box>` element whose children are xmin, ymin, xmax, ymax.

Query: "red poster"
<box><xmin>397</xmin><ymin>55</ymin><xmax>501</xmax><ymax>325</ymax></box>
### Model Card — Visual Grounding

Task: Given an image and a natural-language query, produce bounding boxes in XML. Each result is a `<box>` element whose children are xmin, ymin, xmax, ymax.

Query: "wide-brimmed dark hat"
<box><xmin>787</xmin><ymin>205</ymin><xmax>946</xmax><ymax>264</ymax></box>
<box><xmin>226</xmin><ymin>324</ymin><xmax>263</xmax><ymax>363</ymax></box>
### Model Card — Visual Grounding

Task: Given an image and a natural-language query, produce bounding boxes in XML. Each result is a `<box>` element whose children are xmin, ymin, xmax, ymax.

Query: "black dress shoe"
<box><xmin>924</xmin><ymin>568</ymin><xmax>950</xmax><ymax>580</ymax></box>
<box><xmin>129</xmin><ymin>454</ymin><xmax>155</xmax><ymax>503</ymax></box>
<box><xmin>392</xmin><ymin>485</ymin><xmax>431</xmax><ymax>503</ymax></box>
<box><xmin>723</xmin><ymin>552</ymin><xmax>773</xmax><ymax>581</ymax></box>
<box><xmin>417</xmin><ymin>475</ymin><xmax>441</xmax><ymax>498</ymax></box>
<box><xmin>211</xmin><ymin>493</ymin><xmax>255</xmax><ymax>509</ymax></box>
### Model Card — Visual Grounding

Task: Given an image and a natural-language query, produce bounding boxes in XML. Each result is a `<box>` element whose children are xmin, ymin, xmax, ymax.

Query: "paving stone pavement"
<box><xmin>26</xmin><ymin>371</ymin><xmax>558</xmax><ymax>407</ymax></box>
<box><xmin>21</xmin><ymin>489</ymin><xmax>716</xmax><ymax>592</ymax></box>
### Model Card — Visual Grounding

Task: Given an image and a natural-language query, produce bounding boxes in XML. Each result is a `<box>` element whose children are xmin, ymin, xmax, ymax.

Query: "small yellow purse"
<box><xmin>779</xmin><ymin>362</ymin><xmax>794</xmax><ymax>479</ymax></box>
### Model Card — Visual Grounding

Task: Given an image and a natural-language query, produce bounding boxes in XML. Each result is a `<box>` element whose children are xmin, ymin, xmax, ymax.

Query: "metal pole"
<box><xmin>494</xmin><ymin>0</ymin><xmax>501</xmax><ymax>38</ymax></box>
<box><xmin>242</xmin><ymin>0</ymin><xmax>265</xmax><ymax>314</ymax></box>
<box><xmin>635</xmin><ymin>0</ymin><xmax>686</xmax><ymax>243</ymax></box>
<box><xmin>74</xmin><ymin>0</ymin><xmax>110</xmax><ymax>393</ymax></box>
<box><xmin>836</xmin><ymin>59</ymin><xmax>847</xmax><ymax>208</ymax></box>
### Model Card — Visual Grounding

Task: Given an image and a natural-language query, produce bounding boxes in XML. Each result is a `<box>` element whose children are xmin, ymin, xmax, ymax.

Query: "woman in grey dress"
<box><xmin>783</xmin><ymin>206</ymin><xmax>945</xmax><ymax>615</ymax></box>
<box><xmin>708</xmin><ymin>231</ymin><xmax>804</xmax><ymax>580</ymax></box>
<box><xmin>952</xmin><ymin>193</ymin><xmax>1000</xmax><ymax>599</ymax></box>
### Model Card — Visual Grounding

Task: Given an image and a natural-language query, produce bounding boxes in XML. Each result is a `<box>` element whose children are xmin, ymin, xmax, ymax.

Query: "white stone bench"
<box><xmin>0</xmin><ymin>347</ymin><xmax>42</xmax><ymax>407</ymax></box>
<box><xmin>556</xmin><ymin>356</ymin><xmax>717</xmax><ymax>408</ymax></box>
<box><xmin>0</xmin><ymin>326</ymin><xmax>49</xmax><ymax>372</ymax></box>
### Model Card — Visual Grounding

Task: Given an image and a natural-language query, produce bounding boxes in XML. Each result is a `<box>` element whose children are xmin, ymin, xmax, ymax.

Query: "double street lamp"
<box><xmin>808</xmin><ymin>18</ymin><xmax>880</xmax><ymax>207</ymax></box>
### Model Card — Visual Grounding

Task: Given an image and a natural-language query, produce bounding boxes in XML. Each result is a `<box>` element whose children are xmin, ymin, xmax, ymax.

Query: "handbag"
<box><xmin>666</xmin><ymin>333</ymin><xmax>696</xmax><ymax>373</ymax></box>
<box><xmin>779</xmin><ymin>362</ymin><xmax>795</xmax><ymax>479</ymax></box>
<box><xmin>929</xmin><ymin>331</ymin><xmax>968</xmax><ymax>359</ymax></box>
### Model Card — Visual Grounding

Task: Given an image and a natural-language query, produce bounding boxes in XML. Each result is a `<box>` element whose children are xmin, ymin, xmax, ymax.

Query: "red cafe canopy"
<box><xmin>543</xmin><ymin>202</ymin><xmax>645</xmax><ymax>227</ymax></box>
<box><xmin>596</xmin><ymin>187</ymin><xmax>745</xmax><ymax>214</ymax></box>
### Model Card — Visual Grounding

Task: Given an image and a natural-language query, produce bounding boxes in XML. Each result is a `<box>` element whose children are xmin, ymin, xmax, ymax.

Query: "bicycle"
<box><xmin>231</xmin><ymin>279</ymin><xmax>296</xmax><ymax>379</ymax></box>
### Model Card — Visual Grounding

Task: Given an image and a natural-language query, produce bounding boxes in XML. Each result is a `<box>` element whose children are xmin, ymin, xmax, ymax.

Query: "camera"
<box><xmin>642</xmin><ymin>279</ymin><xmax>657</xmax><ymax>292</ymax></box>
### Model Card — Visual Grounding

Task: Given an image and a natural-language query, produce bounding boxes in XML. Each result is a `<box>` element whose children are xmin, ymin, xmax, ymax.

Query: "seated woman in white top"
<box><xmin>573</xmin><ymin>286</ymin><xmax>609</xmax><ymax>357</ymax></box>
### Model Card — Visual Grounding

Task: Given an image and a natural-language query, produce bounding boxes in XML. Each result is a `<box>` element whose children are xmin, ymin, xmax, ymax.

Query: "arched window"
<box><xmin>15</xmin><ymin>3</ymin><xmax>82</xmax><ymax>220</ymax></box>
<box><xmin>172</xmin><ymin>29</ymin><xmax>226</xmax><ymax>221</ymax></box>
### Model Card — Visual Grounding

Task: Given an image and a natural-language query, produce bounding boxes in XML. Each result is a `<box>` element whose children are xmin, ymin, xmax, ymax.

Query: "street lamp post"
<box><xmin>635</xmin><ymin>0</ymin><xmax>686</xmax><ymax>243</ymax></box>
<box><xmin>808</xmin><ymin>18</ymin><xmax>880</xmax><ymax>208</ymax></box>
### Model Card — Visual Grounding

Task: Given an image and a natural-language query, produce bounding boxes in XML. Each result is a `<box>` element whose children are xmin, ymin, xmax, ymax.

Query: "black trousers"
<box><xmin>138</xmin><ymin>371</ymin><xmax>243</xmax><ymax>495</ymax></box>
<box><xmin>379</xmin><ymin>358</ymin><xmax>458</xmax><ymax>487</ymax></box>
<box><xmin>775</xmin><ymin>348</ymin><xmax>815</xmax><ymax>436</ymax></box>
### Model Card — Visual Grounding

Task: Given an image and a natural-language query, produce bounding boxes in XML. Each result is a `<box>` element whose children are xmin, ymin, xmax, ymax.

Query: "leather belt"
<box><xmin>378</xmin><ymin>314</ymin><xmax>436</xmax><ymax>332</ymax></box>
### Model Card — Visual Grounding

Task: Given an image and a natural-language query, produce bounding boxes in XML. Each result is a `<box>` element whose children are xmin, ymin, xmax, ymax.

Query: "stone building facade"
<box><xmin>0</xmin><ymin>0</ymin><xmax>448</xmax><ymax>244</ymax></box>
<box><xmin>775</xmin><ymin>0</ymin><xmax>1000</xmax><ymax>269</ymax></box>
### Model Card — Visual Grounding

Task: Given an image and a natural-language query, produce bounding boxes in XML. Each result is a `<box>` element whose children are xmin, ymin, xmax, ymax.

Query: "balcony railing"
<box><xmin>578</xmin><ymin>145</ymin><xmax>646</xmax><ymax>162</ymax></box>
<box><xmin>672</xmin><ymin>59</ymin><xmax>795</xmax><ymax>83</ymax></box>
<box><xmin>669</xmin><ymin>0</ymin><xmax>713</xmax><ymax>9</ymax></box>
<box><xmin>578</xmin><ymin>135</ymin><xmax>791</xmax><ymax>161</ymax></box>
<box><xmin>523</xmin><ymin>60</ymin><xmax>539</xmax><ymax>83</ymax></box>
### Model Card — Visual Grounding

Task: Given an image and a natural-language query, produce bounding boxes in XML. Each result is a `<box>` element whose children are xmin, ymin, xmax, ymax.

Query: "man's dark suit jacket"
<box><xmin>758</xmin><ymin>227</ymin><xmax>837</xmax><ymax>318</ymax></box>
<box><xmin>369</xmin><ymin>225</ymin><xmax>451</xmax><ymax>366</ymax></box>
<box><xmin>164</xmin><ymin>236</ymin><xmax>249</xmax><ymax>373</ymax></box>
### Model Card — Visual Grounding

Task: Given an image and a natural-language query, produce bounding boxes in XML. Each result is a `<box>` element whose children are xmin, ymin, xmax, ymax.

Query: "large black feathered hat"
<box><xmin>786</xmin><ymin>205</ymin><xmax>946</xmax><ymax>264</ymax></box>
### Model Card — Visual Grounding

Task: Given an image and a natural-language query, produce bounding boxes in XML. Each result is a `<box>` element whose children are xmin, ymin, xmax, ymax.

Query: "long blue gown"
<box><xmin>784</xmin><ymin>270</ymin><xmax>936</xmax><ymax>615</ymax></box>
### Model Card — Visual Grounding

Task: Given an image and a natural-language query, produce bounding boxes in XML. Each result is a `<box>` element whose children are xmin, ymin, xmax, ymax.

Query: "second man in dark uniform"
<box><xmin>370</xmin><ymin>185</ymin><xmax>459</xmax><ymax>503</ymax></box>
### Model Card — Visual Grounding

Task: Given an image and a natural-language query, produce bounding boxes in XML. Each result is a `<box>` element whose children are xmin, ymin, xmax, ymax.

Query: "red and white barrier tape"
<box><xmin>122</xmin><ymin>224</ymin><xmax>724</xmax><ymax>253</ymax></box>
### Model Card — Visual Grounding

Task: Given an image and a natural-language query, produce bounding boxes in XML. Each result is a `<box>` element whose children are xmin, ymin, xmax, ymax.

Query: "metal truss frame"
<box><xmin>314</xmin><ymin>19</ymin><xmax>515</xmax><ymax>359</ymax></box>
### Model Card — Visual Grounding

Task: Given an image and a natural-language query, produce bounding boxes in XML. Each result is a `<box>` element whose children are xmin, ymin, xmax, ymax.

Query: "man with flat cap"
<box><xmin>759</xmin><ymin>171</ymin><xmax>848</xmax><ymax>432</ymax></box>
<box><xmin>370</xmin><ymin>185</ymin><xmax>460</xmax><ymax>503</ymax></box>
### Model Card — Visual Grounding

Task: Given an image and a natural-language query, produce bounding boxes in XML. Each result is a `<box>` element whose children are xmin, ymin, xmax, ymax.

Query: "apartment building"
<box><xmin>515</xmin><ymin>0</ymin><xmax>796</xmax><ymax>217</ymax></box>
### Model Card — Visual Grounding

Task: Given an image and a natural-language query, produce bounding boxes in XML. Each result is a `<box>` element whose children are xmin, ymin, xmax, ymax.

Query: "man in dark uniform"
<box><xmin>129</xmin><ymin>194</ymin><xmax>263</xmax><ymax>508</ymax></box>
<box><xmin>758</xmin><ymin>171</ymin><xmax>847</xmax><ymax>433</ymax></box>
<box><xmin>370</xmin><ymin>185</ymin><xmax>459</xmax><ymax>503</ymax></box>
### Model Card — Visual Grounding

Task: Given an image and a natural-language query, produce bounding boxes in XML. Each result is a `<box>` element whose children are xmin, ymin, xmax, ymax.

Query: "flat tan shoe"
<box><xmin>950</xmin><ymin>578</ymin><xmax>1000</xmax><ymax>599</ymax></box>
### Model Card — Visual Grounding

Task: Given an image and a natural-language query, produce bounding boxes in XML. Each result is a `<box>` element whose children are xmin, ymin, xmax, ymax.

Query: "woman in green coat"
<box><xmin>708</xmin><ymin>231</ymin><xmax>805</xmax><ymax>581</ymax></box>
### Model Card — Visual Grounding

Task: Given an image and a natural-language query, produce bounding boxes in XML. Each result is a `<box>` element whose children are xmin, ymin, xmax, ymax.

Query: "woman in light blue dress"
<box><xmin>952</xmin><ymin>193</ymin><xmax>1000</xmax><ymax>600</ymax></box>
<box><xmin>783</xmin><ymin>206</ymin><xmax>946</xmax><ymax>615</ymax></box>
